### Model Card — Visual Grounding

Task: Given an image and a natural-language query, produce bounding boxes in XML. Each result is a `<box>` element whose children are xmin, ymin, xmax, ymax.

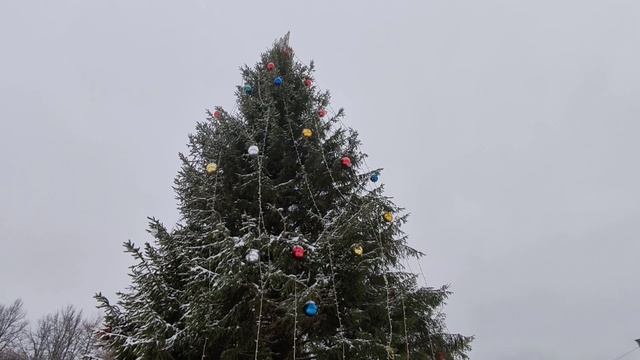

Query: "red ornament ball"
<box><xmin>304</xmin><ymin>78</ymin><xmax>313</xmax><ymax>87</ymax></box>
<box><xmin>292</xmin><ymin>245</ymin><xmax>305</xmax><ymax>260</ymax></box>
<box><xmin>213</xmin><ymin>110</ymin><xmax>222</xmax><ymax>120</ymax></box>
<box><xmin>267</xmin><ymin>62</ymin><xmax>275</xmax><ymax>71</ymax></box>
<box><xmin>341</xmin><ymin>156</ymin><xmax>352</xmax><ymax>168</ymax></box>
<box><xmin>318</xmin><ymin>109</ymin><xmax>327</xmax><ymax>118</ymax></box>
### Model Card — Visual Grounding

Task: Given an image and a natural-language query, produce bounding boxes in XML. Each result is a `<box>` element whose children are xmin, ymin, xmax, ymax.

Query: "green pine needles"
<box><xmin>95</xmin><ymin>34</ymin><xmax>472</xmax><ymax>360</ymax></box>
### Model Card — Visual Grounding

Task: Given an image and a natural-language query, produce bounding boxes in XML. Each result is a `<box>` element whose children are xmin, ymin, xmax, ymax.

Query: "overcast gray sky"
<box><xmin>1</xmin><ymin>1</ymin><xmax>639</xmax><ymax>359</ymax></box>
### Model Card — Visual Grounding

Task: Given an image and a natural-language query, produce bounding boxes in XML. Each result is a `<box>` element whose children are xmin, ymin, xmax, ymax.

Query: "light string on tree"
<box><xmin>225</xmin><ymin>81</ymin><xmax>272</xmax><ymax>359</ymax></box>
<box><xmin>404</xmin><ymin>259</ymin><xmax>437</xmax><ymax>359</ymax></box>
<box><xmin>315</xmin><ymin>97</ymin><xmax>405</xmax><ymax>357</ymax></box>
<box><xmin>373</xmin><ymin>212</ymin><xmax>395</xmax><ymax>360</ymax></box>
<box><xmin>229</xmin><ymin>51</ymin><xmax>418</xmax><ymax>358</ymax></box>
<box><xmin>293</xmin><ymin>276</ymin><xmax>298</xmax><ymax>360</ymax></box>
<box><xmin>282</xmin><ymin>97</ymin><xmax>347</xmax><ymax>359</ymax></box>
<box><xmin>253</xmin><ymin>81</ymin><xmax>275</xmax><ymax>360</ymax></box>
<box><xmin>287</xmin><ymin>68</ymin><xmax>407</xmax><ymax>356</ymax></box>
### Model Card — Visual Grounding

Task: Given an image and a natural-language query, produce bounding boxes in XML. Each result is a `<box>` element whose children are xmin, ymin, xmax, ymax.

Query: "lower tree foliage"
<box><xmin>96</xmin><ymin>34</ymin><xmax>472</xmax><ymax>359</ymax></box>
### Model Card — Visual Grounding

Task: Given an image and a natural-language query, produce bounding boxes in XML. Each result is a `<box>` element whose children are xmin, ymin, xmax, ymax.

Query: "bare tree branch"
<box><xmin>0</xmin><ymin>300</ymin><xmax>27</xmax><ymax>354</ymax></box>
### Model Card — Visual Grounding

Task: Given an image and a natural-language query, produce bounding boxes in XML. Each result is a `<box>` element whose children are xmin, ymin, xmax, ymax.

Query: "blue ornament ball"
<box><xmin>274</xmin><ymin>76</ymin><xmax>284</xmax><ymax>87</ymax></box>
<box><xmin>303</xmin><ymin>300</ymin><xmax>318</xmax><ymax>317</ymax></box>
<box><xmin>370</xmin><ymin>173</ymin><xmax>379</xmax><ymax>183</ymax></box>
<box><xmin>243</xmin><ymin>84</ymin><xmax>253</xmax><ymax>95</ymax></box>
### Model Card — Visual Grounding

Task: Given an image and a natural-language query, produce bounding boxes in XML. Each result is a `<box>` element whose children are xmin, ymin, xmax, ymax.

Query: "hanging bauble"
<box><xmin>437</xmin><ymin>352</ymin><xmax>446</xmax><ymax>360</ymax></box>
<box><xmin>352</xmin><ymin>243</ymin><xmax>364</xmax><ymax>257</ymax></box>
<box><xmin>243</xmin><ymin>84</ymin><xmax>253</xmax><ymax>95</ymax></box>
<box><xmin>370</xmin><ymin>173</ymin><xmax>380</xmax><ymax>183</ymax></box>
<box><xmin>247</xmin><ymin>145</ymin><xmax>259</xmax><ymax>156</ymax></box>
<box><xmin>213</xmin><ymin>110</ymin><xmax>222</xmax><ymax>120</ymax></box>
<box><xmin>303</xmin><ymin>300</ymin><xmax>318</xmax><ymax>317</ymax></box>
<box><xmin>383</xmin><ymin>211</ymin><xmax>394</xmax><ymax>222</ymax></box>
<box><xmin>304</xmin><ymin>78</ymin><xmax>313</xmax><ymax>87</ymax></box>
<box><xmin>245</xmin><ymin>249</ymin><xmax>260</xmax><ymax>264</ymax></box>
<box><xmin>302</xmin><ymin>128</ymin><xmax>313</xmax><ymax>138</ymax></box>
<box><xmin>318</xmin><ymin>109</ymin><xmax>327</xmax><ymax>118</ymax></box>
<box><xmin>288</xmin><ymin>204</ymin><xmax>299</xmax><ymax>213</ymax></box>
<box><xmin>341</xmin><ymin>156</ymin><xmax>352</xmax><ymax>168</ymax></box>
<box><xmin>267</xmin><ymin>62</ymin><xmax>275</xmax><ymax>71</ymax></box>
<box><xmin>206</xmin><ymin>163</ymin><xmax>218</xmax><ymax>174</ymax></box>
<box><xmin>274</xmin><ymin>76</ymin><xmax>284</xmax><ymax>87</ymax></box>
<box><xmin>292</xmin><ymin>245</ymin><xmax>305</xmax><ymax>260</ymax></box>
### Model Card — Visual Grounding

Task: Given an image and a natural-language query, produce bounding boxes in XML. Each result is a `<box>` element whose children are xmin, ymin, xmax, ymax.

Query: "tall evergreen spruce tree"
<box><xmin>96</xmin><ymin>35</ymin><xmax>472</xmax><ymax>360</ymax></box>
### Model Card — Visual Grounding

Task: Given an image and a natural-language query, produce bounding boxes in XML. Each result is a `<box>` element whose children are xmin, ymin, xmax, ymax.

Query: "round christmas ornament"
<box><xmin>383</xmin><ymin>211</ymin><xmax>394</xmax><ymax>222</ymax></box>
<box><xmin>318</xmin><ymin>109</ymin><xmax>327</xmax><ymax>118</ymax></box>
<box><xmin>274</xmin><ymin>76</ymin><xmax>284</xmax><ymax>87</ymax></box>
<box><xmin>213</xmin><ymin>110</ymin><xmax>222</xmax><ymax>120</ymax></box>
<box><xmin>247</xmin><ymin>145</ymin><xmax>259</xmax><ymax>156</ymax></box>
<box><xmin>266</xmin><ymin>62</ymin><xmax>275</xmax><ymax>71</ymax></box>
<box><xmin>437</xmin><ymin>352</ymin><xmax>446</xmax><ymax>360</ymax></box>
<box><xmin>340</xmin><ymin>156</ymin><xmax>352</xmax><ymax>168</ymax></box>
<box><xmin>303</xmin><ymin>300</ymin><xmax>318</xmax><ymax>317</ymax></box>
<box><xmin>245</xmin><ymin>249</ymin><xmax>260</xmax><ymax>264</ymax></box>
<box><xmin>370</xmin><ymin>173</ymin><xmax>380</xmax><ymax>183</ymax></box>
<box><xmin>292</xmin><ymin>245</ymin><xmax>305</xmax><ymax>260</ymax></box>
<box><xmin>302</xmin><ymin>128</ymin><xmax>313</xmax><ymax>138</ymax></box>
<box><xmin>243</xmin><ymin>84</ymin><xmax>253</xmax><ymax>95</ymax></box>
<box><xmin>352</xmin><ymin>243</ymin><xmax>364</xmax><ymax>257</ymax></box>
<box><xmin>304</xmin><ymin>78</ymin><xmax>313</xmax><ymax>87</ymax></box>
<box><xmin>206</xmin><ymin>163</ymin><xmax>218</xmax><ymax>174</ymax></box>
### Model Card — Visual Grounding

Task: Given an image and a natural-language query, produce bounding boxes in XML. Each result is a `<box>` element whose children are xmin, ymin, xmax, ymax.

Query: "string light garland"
<box><xmin>202</xmin><ymin>47</ymin><xmax>432</xmax><ymax>360</ymax></box>
<box><xmin>289</xmin><ymin>50</ymin><xmax>419</xmax><ymax>359</ymax></box>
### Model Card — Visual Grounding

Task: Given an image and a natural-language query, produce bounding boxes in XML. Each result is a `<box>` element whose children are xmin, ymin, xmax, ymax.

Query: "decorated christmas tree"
<box><xmin>95</xmin><ymin>34</ymin><xmax>472</xmax><ymax>360</ymax></box>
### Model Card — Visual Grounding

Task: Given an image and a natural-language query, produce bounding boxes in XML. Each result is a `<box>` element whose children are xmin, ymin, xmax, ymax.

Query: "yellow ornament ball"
<box><xmin>302</xmin><ymin>128</ymin><xmax>313</xmax><ymax>138</ymax></box>
<box><xmin>383</xmin><ymin>212</ymin><xmax>394</xmax><ymax>222</ymax></box>
<box><xmin>206</xmin><ymin>163</ymin><xmax>218</xmax><ymax>174</ymax></box>
<box><xmin>352</xmin><ymin>244</ymin><xmax>364</xmax><ymax>257</ymax></box>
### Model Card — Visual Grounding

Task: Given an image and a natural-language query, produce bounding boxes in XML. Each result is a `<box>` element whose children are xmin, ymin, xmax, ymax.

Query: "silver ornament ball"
<box><xmin>248</xmin><ymin>145</ymin><xmax>259</xmax><ymax>156</ymax></box>
<box><xmin>245</xmin><ymin>249</ymin><xmax>260</xmax><ymax>264</ymax></box>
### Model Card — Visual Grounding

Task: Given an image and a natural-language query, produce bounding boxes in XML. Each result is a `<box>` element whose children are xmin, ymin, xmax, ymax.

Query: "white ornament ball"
<box><xmin>248</xmin><ymin>145</ymin><xmax>259</xmax><ymax>156</ymax></box>
<box><xmin>245</xmin><ymin>249</ymin><xmax>260</xmax><ymax>264</ymax></box>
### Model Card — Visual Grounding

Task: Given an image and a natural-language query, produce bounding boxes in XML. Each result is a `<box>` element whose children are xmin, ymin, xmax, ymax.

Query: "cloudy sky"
<box><xmin>1</xmin><ymin>1</ymin><xmax>639</xmax><ymax>359</ymax></box>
